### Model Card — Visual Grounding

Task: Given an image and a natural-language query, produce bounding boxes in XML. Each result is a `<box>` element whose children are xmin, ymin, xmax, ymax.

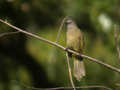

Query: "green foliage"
<box><xmin>26</xmin><ymin>28</ymin><xmax>68</xmax><ymax>85</ymax></box>
<box><xmin>1</xmin><ymin>0</ymin><xmax>120</xmax><ymax>90</ymax></box>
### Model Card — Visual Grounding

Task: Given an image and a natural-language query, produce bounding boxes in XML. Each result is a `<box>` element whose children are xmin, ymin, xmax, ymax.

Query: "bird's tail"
<box><xmin>73</xmin><ymin>58</ymin><xmax>85</xmax><ymax>81</ymax></box>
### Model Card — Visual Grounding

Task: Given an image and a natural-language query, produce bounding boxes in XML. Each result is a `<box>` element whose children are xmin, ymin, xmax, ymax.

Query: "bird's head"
<box><xmin>65</xmin><ymin>17</ymin><xmax>77</xmax><ymax>29</ymax></box>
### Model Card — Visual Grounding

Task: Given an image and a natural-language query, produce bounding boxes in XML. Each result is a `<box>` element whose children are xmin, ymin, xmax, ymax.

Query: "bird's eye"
<box><xmin>66</xmin><ymin>20</ymin><xmax>72</xmax><ymax>24</ymax></box>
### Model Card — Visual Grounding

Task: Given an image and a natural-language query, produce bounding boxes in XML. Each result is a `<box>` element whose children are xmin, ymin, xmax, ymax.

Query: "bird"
<box><xmin>65</xmin><ymin>18</ymin><xmax>85</xmax><ymax>81</ymax></box>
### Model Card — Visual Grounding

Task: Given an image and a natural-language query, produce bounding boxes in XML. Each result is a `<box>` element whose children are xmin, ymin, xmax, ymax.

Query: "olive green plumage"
<box><xmin>66</xmin><ymin>18</ymin><xmax>85</xmax><ymax>81</ymax></box>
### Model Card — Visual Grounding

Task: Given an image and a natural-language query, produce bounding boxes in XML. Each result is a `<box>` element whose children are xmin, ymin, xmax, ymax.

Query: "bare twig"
<box><xmin>56</xmin><ymin>17</ymin><xmax>76</xmax><ymax>90</ymax></box>
<box><xmin>55</xmin><ymin>17</ymin><xmax>66</xmax><ymax>42</ymax></box>
<box><xmin>13</xmin><ymin>80</ymin><xmax>112</xmax><ymax>90</ymax></box>
<box><xmin>38</xmin><ymin>86</ymin><xmax>112</xmax><ymax>90</ymax></box>
<box><xmin>25</xmin><ymin>86</ymin><xmax>113</xmax><ymax>90</ymax></box>
<box><xmin>47</xmin><ymin>17</ymin><xmax>67</xmax><ymax>63</ymax></box>
<box><xmin>114</xmin><ymin>24</ymin><xmax>120</xmax><ymax>61</ymax></box>
<box><xmin>0</xmin><ymin>31</ymin><xmax>19</xmax><ymax>38</ymax></box>
<box><xmin>0</xmin><ymin>19</ymin><xmax>65</xmax><ymax>49</ymax></box>
<box><xmin>114</xmin><ymin>25</ymin><xmax>120</xmax><ymax>90</ymax></box>
<box><xmin>0</xmin><ymin>18</ymin><xmax>120</xmax><ymax>73</ymax></box>
<box><xmin>41</xmin><ymin>86</ymin><xmax>112</xmax><ymax>90</ymax></box>
<box><xmin>66</xmin><ymin>53</ymin><xmax>76</xmax><ymax>90</ymax></box>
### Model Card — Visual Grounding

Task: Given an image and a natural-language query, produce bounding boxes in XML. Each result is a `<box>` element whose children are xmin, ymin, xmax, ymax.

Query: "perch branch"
<box><xmin>0</xmin><ymin>18</ymin><xmax>120</xmax><ymax>73</ymax></box>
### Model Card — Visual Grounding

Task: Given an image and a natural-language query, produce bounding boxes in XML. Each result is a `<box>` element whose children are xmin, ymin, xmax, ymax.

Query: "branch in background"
<box><xmin>12</xmin><ymin>80</ymin><xmax>112</xmax><ymax>90</ymax></box>
<box><xmin>0</xmin><ymin>31</ymin><xmax>19</xmax><ymax>38</ymax></box>
<box><xmin>38</xmin><ymin>86</ymin><xmax>112</xmax><ymax>90</ymax></box>
<box><xmin>29</xmin><ymin>86</ymin><xmax>113</xmax><ymax>90</ymax></box>
<box><xmin>66</xmin><ymin>53</ymin><xmax>76</xmax><ymax>90</ymax></box>
<box><xmin>114</xmin><ymin>24</ymin><xmax>120</xmax><ymax>61</ymax></box>
<box><xmin>55</xmin><ymin>17</ymin><xmax>66</xmax><ymax>42</ymax></box>
<box><xmin>0</xmin><ymin>18</ymin><xmax>120</xmax><ymax>73</ymax></box>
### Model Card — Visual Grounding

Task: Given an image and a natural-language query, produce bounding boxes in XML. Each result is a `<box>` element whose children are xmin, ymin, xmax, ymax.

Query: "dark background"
<box><xmin>0</xmin><ymin>0</ymin><xmax>120</xmax><ymax>90</ymax></box>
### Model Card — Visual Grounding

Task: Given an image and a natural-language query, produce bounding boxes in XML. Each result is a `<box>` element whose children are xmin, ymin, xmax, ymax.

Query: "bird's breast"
<box><xmin>66</xmin><ymin>29</ymin><xmax>78</xmax><ymax>47</ymax></box>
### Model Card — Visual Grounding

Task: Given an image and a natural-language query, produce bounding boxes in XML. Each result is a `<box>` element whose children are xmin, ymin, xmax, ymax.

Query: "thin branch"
<box><xmin>55</xmin><ymin>17</ymin><xmax>66</xmax><ymax>42</ymax></box>
<box><xmin>25</xmin><ymin>86</ymin><xmax>113</xmax><ymax>90</ymax></box>
<box><xmin>114</xmin><ymin>24</ymin><xmax>120</xmax><ymax>61</ymax></box>
<box><xmin>0</xmin><ymin>18</ymin><xmax>120</xmax><ymax>73</ymax></box>
<box><xmin>21</xmin><ymin>84</ymin><xmax>113</xmax><ymax>90</ymax></box>
<box><xmin>12</xmin><ymin>80</ymin><xmax>112</xmax><ymax>90</ymax></box>
<box><xmin>38</xmin><ymin>86</ymin><xmax>112</xmax><ymax>90</ymax></box>
<box><xmin>0</xmin><ymin>31</ymin><xmax>19</xmax><ymax>37</ymax></box>
<box><xmin>56</xmin><ymin>17</ymin><xmax>76</xmax><ymax>90</ymax></box>
<box><xmin>0</xmin><ymin>19</ymin><xmax>65</xmax><ymax>50</ymax></box>
<box><xmin>47</xmin><ymin>17</ymin><xmax>66</xmax><ymax>63</ymax></box>
<box><xmin>66</xmin><ymin>53</ymin><xmax>76</xmax><ymax>90</ymax></box>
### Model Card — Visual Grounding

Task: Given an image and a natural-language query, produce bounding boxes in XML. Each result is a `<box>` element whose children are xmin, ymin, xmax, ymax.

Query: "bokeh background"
<box><xmin>0</xmin><ymin>0</ymin><xmax>120</xmax><ymax>90</ymax></box>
